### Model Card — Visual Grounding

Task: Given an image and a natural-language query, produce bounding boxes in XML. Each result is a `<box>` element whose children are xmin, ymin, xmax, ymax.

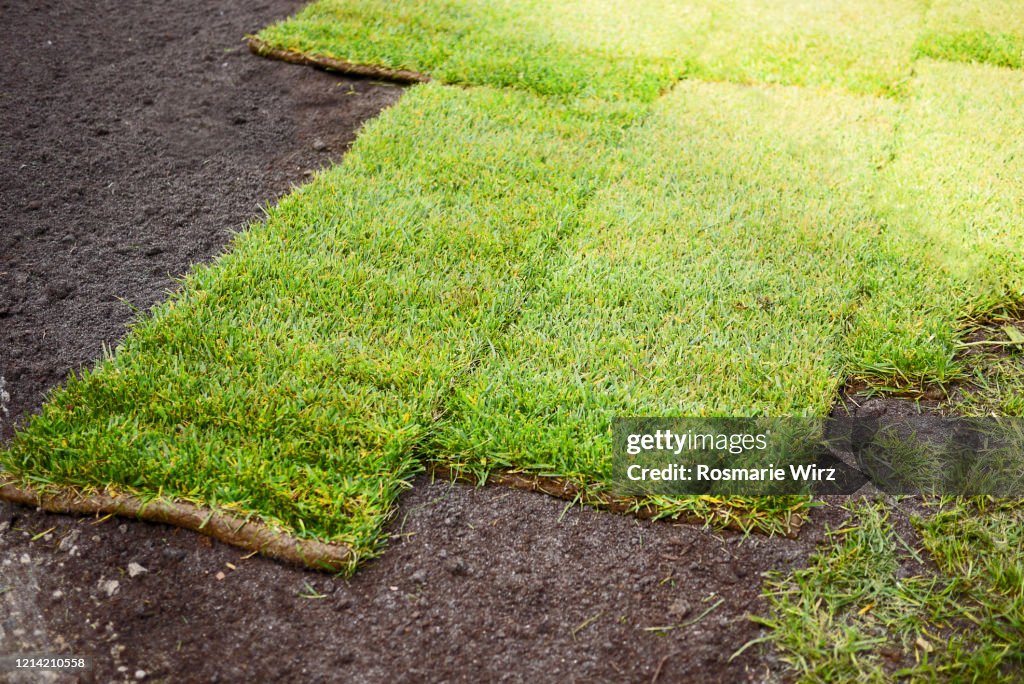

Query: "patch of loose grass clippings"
<box><xmin>0</xmin><ymin>84</ymin><xmax>637</xmax><ymax>567</ymax></box>
<box><xmin>916</xmin><ymin>0</ymin><xmax>1024</xmax><ymax>70</ymax></box>
<box><xmin>758</xmin><ymin>500</ymin><xmax>1024</xmax><ymax>682</ymax></box>
<box><xmin>432</xmin><ymin>82</ymin><xmax>896</xmax><ymax>507</ymax></box>
<box><xmin>255</xmin><ymin>0</ymin><xmax>922</xmax><ymax>99</ymax></box>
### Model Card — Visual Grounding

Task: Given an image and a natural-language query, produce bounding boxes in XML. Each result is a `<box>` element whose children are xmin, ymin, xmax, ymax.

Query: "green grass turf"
<box><xmin>434</xmin><ymin>80</ymin><xmax>900</xmax><ymax>479</ymax></box>
<box><xmin>255</xmin><ymin>0</ymin><xmax>923</xmax><ymax>99</ymax></box>
<box><xmin>0</xmin><ymin>85</ymin><xmax>642</xmax><ymax>563</ymax></box>
<box><xmin>846</xmin><ymin>59</ymin><xmax>1024</xmax><ymax>394</ymax></box>
<box><xmin>434</xmin><ymin>60</ymin><xmax>1024</xmax><ymax>480</ymax></box>
<box><xmin>757</xmin><ymin>500</ymin><xmax>1024</xmax><ymax>681</ymax></box>
<box><xmin>916</xmin><ymin>0</ymin><xmax>1024</xmax><ymax>70</ymax></box>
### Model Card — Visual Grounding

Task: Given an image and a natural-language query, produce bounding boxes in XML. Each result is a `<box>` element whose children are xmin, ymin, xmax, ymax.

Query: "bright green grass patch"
<box><xmin>695</xmin><ymin>0</ymin><xmax>922</xmax><ymax>96</ymax></box>
<box><xmin>433</xmin><ymin>61</ymin><xmax>1024</xmax><ymax>494</ymax></box>
<box><xmin>0</xmin><ymin>84</ymin><xmax>640</xmax><ymax>564</ymax></box>
<box><xmin>758</xmin><ymin>500</ymin><xmax>1024</xmax><ymax>681</ymax></box>
<box><xmin>256</xmin><ymin>0</ymin><xmax>923</xmax><ymax>99</ymax></box>
<box><xmin>846</xmin><ymin>59</ymin><xmax>1024</xmax><ymax>389</ymax></box>
<box><xmin>433</xmin><ymin>80</ymin><xmax>900</xmax><ymax>480</ymax></box>
<box><xmin>917</xmin><ymin>0</ymin><xmax>1024</xmax><ymax>69</ymax></box>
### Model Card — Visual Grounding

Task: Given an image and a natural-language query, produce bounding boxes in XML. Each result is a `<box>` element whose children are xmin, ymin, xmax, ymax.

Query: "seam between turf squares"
<box><xmin>409</xmin><ymin>77</ymin><xmax>817</xmax><ymax>536</ymax></box>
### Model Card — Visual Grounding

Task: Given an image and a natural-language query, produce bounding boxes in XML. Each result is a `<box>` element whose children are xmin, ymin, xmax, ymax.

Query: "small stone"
<box><xmin>20</xmin><ymin>553</ymin><xmax>30</xmax><ymax>564</ymax></box>
<box><xmin>25</xmin><ymin>200</ymin><xmax>42</xmax><ymax>211</ymax></box>
<box><xmin>714</xmin><ymin>563</ymin><xmax>739</xmax><ymax>585</ymax></box>
<box><xmin>52</xmin><ymin>590</ymin><xmax>64</xmax><ymax>600</ymax></box>
<box><xmin>312</xmin><ymin>139</ymin><xmax>328</xmax><ymax>152</ymax></box>
<box><xmin>162</xmin><ymin>547</ymin><xmax>187</xmax><ymax>562</ymax></box>
<box><xmin>215</xmin><ymin>571</ymin><xmax>225</xmax><ymax>581</ymax></box>
<box><xmin>57</xmin><ymin>530</ymin><xmax>79</xmax><ymax>551</ymax></box>
<box><xmin>445</xmin><ymin>559</ymin><xmax>468</xmax><ymax>577</ymax></box>
<box><xmin>100</xmin><ymin>579</ymin><xmax>120</xmax><ymax>597</ymax></box>
<box><xmin>668</xmin><ymin>599</ymin><xmax>691</xmax><ymax>620</ymax></box>
<box><xmin>127</xmin><ymin>562</ymin><xmax>148</xmax><ymax>578</ymax></box>
<box><xmin>135</xmin><ymin>670</ymin><xmax>147</xmax><ymax>680</ymax></box>
<box><xmin>410</xmin><ymin>569</ymin><xmax>427</xmax><ymax>584</ymax></box>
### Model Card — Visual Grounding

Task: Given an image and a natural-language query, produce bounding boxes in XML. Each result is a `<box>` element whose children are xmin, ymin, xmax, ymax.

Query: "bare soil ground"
<box><xmin>0</xmin><ymin>1</ymin><xmax>847</xmax><ymax>681</ymax></box>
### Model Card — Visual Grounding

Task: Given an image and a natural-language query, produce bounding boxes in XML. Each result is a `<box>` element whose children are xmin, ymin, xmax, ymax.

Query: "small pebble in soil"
<box><xmin>135</xmin><ymin>670</ymin><xmax>147</xmax><ymax>680</ymax></box>
<box><xmin>444</xmin><ymin>558</ymin><xmax>468</xmax><ymax>576</ymax></box>
<box><xmin>312</xmin><ymin>139</ymin><xmax>328</xmax><ymax>152</ymax></box>
<box><xmin>668</xmin><ymin>599</ymin><xmax>691</xmax><ymax>620</ymax></box>
<box><xmin>127</xmin><ymin>562</ymin><xmax>148</xmax><ymax>578</ymax></box>
<box><xmin>162</xmin><ymin>547</ymin><xmax>187</xmax><ymax>562</ymax></box>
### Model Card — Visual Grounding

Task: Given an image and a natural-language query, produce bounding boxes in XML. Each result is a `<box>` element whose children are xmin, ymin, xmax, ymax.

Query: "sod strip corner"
<box><xmin>0</xmin><ymin>478</ymin><xmax>354</xmax><ymax>572</ymax></box>
<box><xmin>247</xmin><ymin>36</ymin><xmax>430</xmax><ymax>84</ymax></box>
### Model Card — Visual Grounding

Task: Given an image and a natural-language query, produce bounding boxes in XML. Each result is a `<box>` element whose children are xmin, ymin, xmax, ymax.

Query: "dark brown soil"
<box><xmin>1</xmin><ymin>482</ymin><xmax>847</xmax><ymax>684</ymax></box>
<box><xmin>0</xmin><ymin>1</ymin><xmax>850</xmax><ymax>682</ymax></box>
